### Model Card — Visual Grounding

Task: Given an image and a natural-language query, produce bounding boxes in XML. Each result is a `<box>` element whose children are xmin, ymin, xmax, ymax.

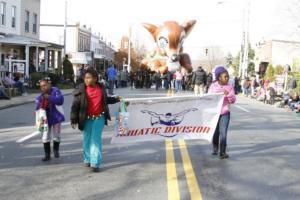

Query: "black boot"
<box><xmin>53</xmin><ymin>141</ymin><xmax>60</xmax><ymax>158</ymax></box>
<box><xmin>219</xmin><ymin>144</ymin><xmax>229</xmax><ymax>159</ymax></box>
<box><xmin>212</xmin><ymin>143</ymin><xmax>218</xmax><ymax>155</ymax></box>
<box><xmin>42</xmin><ymin>142</ymin><xmax>51</xmax><ymax>161</ymax></box>
<box><xmin>91</xmin><ymin>167</ymin><xmax>100</xmax><ymax>173</ymax></box>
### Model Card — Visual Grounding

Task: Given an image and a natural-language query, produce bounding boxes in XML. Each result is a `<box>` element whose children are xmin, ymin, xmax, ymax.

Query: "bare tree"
<box><xmin>204</xmin><ymin>46</ymin><xmax>226</xmax><ymax>72</ymax></box>
<box><xmin>282</xmin><ymin>0</ymin><xmax>300</xmax><ymax>40</ymax></box>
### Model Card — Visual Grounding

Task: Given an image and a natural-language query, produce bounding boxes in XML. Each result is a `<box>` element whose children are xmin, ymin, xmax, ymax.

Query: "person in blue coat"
<box><xmin>106</xmin><ymin>65</ymin><xmax>117</xmax><ymax>95</ymax></box>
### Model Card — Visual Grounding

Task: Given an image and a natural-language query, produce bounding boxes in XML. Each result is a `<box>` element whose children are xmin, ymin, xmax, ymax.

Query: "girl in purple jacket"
<box><xmin>36</xmin><ymin>79</ymin><xmax>65</xmax><ymax>161</ymax></box>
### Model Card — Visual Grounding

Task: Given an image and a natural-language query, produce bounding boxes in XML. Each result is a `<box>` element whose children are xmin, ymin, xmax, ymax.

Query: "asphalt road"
<box><xmin>0</xmin><ymin>88</ymin><xmax>300</xmax><ymax>200</ymax></box>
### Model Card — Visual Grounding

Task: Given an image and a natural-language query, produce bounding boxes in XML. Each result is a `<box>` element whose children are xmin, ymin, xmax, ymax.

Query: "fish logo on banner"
<box><xmin>141</xmin><ymin>108</ymin><xmax>198</xmax><ymax>138</ymax></box>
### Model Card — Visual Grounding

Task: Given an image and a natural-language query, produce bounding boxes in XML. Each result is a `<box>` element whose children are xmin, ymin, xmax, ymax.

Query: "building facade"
<box><xmin>40</xmin><ymin>23</ymin><xmax>115</xmax><ymax>77</ymax></box>
<box><xmin>0</xmin><ymin>0</ymin><xmax>62</xmax><ymax>79</ymax></box>
<box><xmin>255</xmin><ymin>39</ymin><xmax>300</xmax><ymax>73</ymax></box>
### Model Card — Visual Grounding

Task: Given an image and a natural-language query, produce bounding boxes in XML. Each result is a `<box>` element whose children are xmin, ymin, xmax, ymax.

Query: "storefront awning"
<box><xmin>0</xmin><ymin>34</ymin><xmax>63</xmax><ymax>49</ymax></box>
<box><xmin>70</xmin><ymin>52</ymin><xmax>91</xmax><ymax>64</ymax></box>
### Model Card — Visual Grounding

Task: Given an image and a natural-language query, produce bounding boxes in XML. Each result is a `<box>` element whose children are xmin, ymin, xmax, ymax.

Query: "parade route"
<box><xmin>0</xmin><ymin>88</ymin><xmax>300</xmax><ymax>200</ymax></box>
<box><xmin>0</xmin><ymin>0</ymin><xmax>300</xmax><ymax>199</ymax></box>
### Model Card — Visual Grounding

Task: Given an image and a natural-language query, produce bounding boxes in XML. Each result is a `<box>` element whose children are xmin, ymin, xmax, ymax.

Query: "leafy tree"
<box><xmin>274</xmin><ymin>65</ymin><xmax>284</xmax><ymax>75</ymax></box>
<box><xmin>63</xmin><ymin>55</ymin><xmax>74</xmax><ymax>81</ymax></box>
<box><xmin>264</xmin><ymin>64</ymin><xmax>275</xmax><ymax>81</ymax></box>
<box><xmin>248</xmin><ymin>62</ymin><xmax>255</xmax><ymax>76</ymax></box>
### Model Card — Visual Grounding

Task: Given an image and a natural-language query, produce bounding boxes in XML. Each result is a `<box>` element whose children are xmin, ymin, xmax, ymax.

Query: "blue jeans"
<box><xmin>175</xmin><ymin>80</ymin><xmax>182</xmax><ymax>92</ymax></box>
<box><xmin>83</xmin><ymin>116</ymin><xmax>105</xmax><ymax>168</ymax></box>
<box><xmin>288</xmin><ymin>101</ymin><xmax>299</xmax><ymax>111</ymax></box>
<box><xmin>14</xmin><ymin>81</ymin><xmax>25</xmax><ymax>94</ymax></box>
<box><xmin>0</xmin><ymin>88</ymin><xmax>9</xmax><ymax>99</ymax></box>
<box><xmin>213</xmin><ymin>112</ymin><xmax>230</xmax><ymax>146</ymax></box>
<box><xmin>243</xmin><ymin>88</ymin><xmax>251</xmax><ymax>97</ymax></box>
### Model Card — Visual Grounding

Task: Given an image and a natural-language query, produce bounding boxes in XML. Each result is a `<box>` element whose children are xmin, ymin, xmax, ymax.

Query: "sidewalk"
<box><xmin>0</xmin><ymin>89</ymin><xmax>73</xmax><ymax>110</ymax></box>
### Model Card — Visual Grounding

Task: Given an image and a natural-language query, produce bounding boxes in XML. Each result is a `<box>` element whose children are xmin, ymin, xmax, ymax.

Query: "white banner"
<box><xmin>112</xmin><ymin>93</ymin><xmax>224</xmax><ymax>144</ymax></box>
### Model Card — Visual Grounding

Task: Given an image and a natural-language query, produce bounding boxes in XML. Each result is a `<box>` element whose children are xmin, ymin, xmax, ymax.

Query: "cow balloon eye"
<box><xmin>159</xmin><ymin>37</ymin><xmax>168</xmax><ymax>49</ymax></box>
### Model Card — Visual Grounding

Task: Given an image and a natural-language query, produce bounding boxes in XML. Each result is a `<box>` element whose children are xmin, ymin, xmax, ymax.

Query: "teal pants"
<box><xmin>83</xmin><ymin>116</ymin><xmax>105</xmax><ymax>168</ymax></box>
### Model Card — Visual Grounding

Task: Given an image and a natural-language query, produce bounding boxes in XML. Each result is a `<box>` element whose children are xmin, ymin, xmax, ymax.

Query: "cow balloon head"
<box><xmin>141</xmin><ymin>20</ymin><xmax>196</xmax><ymax>74</ymax></box>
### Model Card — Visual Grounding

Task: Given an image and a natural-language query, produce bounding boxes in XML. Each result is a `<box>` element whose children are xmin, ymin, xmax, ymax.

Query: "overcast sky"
<box><xmin>41</xmin><ymin>0</ymin><xmax>299</xmax><ymax>60</ymax></box>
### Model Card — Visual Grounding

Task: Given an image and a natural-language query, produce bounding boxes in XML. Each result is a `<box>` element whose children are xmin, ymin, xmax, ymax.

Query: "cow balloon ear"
<box><xmin>182</xmin><ymin>20</ymin><xmax>196</xmax><ymax>37</ymax></box>
<box><xmin>142</xmin><ymin>23</ymin><xmax>158</xmax><ymax>41</ymax></box>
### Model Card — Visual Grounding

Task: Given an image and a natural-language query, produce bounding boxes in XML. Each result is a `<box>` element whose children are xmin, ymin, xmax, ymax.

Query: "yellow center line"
<box><xmin>178</xmin><ymin>139</ymin><xmax>203</xmax><ymax>200</ymax></box>
<box><xmin>165</xmin><ymin>140</ymin><xmax>180</xmax><ymax>200</ymax></box>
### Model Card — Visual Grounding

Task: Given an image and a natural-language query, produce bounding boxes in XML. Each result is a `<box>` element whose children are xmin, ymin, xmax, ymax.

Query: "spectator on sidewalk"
<box><xmin>206</xmin><ymin>72</ymin><xmax>213</xmax><ymax>93</ymax></box>
<box><xmin>70</xmin><ymin>68</ymin><xmax>121</xmax><ymax>172</ymax></box>
<box><xmin>106</xmin><ymin>65</ymin><xmax>117</xmax><ymax>95</ymax></box>
<box><xmin>266</xmin><ymin>85</ymin><xmax>276</xmax><ymax>105</ymax></box>
<box><xmin>288</xmin><ymin>75</ymin><xmax>297</xmax><ymax>90</ymax></box>
<box><xmin>116</xmin><ymin>69</ymin><xmax>121</xmax><ymax>89</ymax></box>
<box><xmin>14</xmin><ymin>73</ymin><xmax>27</xmax><ymax>96</ymax></box>
<box><xmin>172</xmin><ymin>72</ymin><xmax>176</xmax><ymax>89</ymax></box>
<box><xmin>144</xmin><ymin>70</ymin><xmax>151</xmax><ymax>89</ymax></box>
<box><xmin>282</xmin><ymin>91</ymin><xmax>290</xmax><ymax>105</ymax></box>
<box><xmin>78</xmin><ymin>65</ymin><xmax>85</xmax><ymax>83</ymax></box>
<box><xmin>129</xmin><ymin>70</ymin><xmax>135</xmax><ymax>89</ymax></box>
<box><xmin>192</xmin><ymin>66</ymin><xmax>207</xmax><ymax>95</ymax></box>
<box><xmin>154</xmin><ymin>70</ymin><xmax>161</xmax><ymax>90</ymax></box>
<box><xmin>165</xmin><ymin>71</ymin><xmax>172</xmax><ymax>90</ymax></box>
<box><xmin>135</xmin><ymin>69</ymin><xmax>143</xmax><ymax>89</ymax></box>
<box><xmin>257</xmin><ymin>87</ymin><xmax>266</xmax><ymax>102</ymax></box>
<box><xmin>208</xmin><ymin>66</ymin><xmax>236</xmax><ymax>159</ymax></box>
<box><xmin>3</xmin><ymin>72</ymin><xmax>26</xmax><ymax>96</ymax></box>
<box><xmin>36</xmin><ymin>79</ymin><xmax>65</xmax><ymax>161</ymax></box>
<box><xmin>243</xmin><ymin>77</ymin><xmax>251</xmax><ymax>97</ymax></box>
<box><xmin>120</xmin><ymin>69</ymin><xmax>128</xmax><ymax>88</ymax></box>
<box><xmin>175</xmin><ymin>68</ymin><xmax>183</xmax><ymax>93</ymax></box>
<box><xmin>234</xmin><ymin>77</ymin><xmax>240</xmax><ymax>94</ymax></box>
<box><xmin>251</xmin><ymin>76</ymin><xmax>259</xmax><ymax>97</ymax></box>
<box><xmin>296</xmin><ymin>104</ymin><xmax>300</xmax><ymax>113</ymax></box>
<box><xmin>288</xmin><ymin>91</ymin><xmax>300</xmax><ymax>111</ymax></box>
<box><xmin>0</xmin><ymin>86</ymin><xmax>10</xmax><ymax>100</ymax></box>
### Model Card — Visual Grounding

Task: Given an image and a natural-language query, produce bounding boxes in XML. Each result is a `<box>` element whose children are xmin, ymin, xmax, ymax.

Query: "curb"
<box><xmin>0</xmin><ymin>92</ymin><xmax>73</xmax><ymax>110</ymax></box>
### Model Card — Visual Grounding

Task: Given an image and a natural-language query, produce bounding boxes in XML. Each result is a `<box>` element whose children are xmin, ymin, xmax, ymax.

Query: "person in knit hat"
<box><xmin>208</xmin><ymin>66</ymin><xmax>236</xmax><ymax>159</ymax></box>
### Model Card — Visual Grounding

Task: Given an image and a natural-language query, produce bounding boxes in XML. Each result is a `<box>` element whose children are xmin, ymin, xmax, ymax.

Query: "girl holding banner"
<box><xmin>209</xmin><ymin>66</ymin><xmax>236</xmax><ymax>159</ymax></box>
<box><xmin>70</xmin><ymin>68</ymin><xmax>121</xmax><ymax>173</ymax></box>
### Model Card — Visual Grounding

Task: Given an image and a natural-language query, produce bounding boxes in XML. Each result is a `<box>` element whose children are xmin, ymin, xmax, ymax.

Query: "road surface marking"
<box><xmin>165</xmin><ymin>140</ymin><xmax>180</xmax><ymax>200</ymax></box>
<box><xmin>178</xmin><ymin>139</ymin><xmax>203</xmax><ymax>200</ymax></box>
<box><xmin>234</xmin><ymin>105</ymin><xmax>250</xmax><ymax>113</ymax></box>
<box><xmin>16</xmin><ymin>131</ymin><xmax>41</xmax><ymax>143</ymax></box>
<box><xmin>15</xmin><ymin>122</ymin><xmax>71</xmax><ymax>143</ymax></box>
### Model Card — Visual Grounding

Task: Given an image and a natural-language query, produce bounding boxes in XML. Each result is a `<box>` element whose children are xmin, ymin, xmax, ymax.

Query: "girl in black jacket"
<box><xmin>71</xmin><ymin>68</ymin><xmax>121</xmax><ymax>172</ymax></box>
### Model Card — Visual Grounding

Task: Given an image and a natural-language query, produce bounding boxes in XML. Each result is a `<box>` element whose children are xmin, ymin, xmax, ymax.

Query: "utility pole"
<box><xmin>63</xmin><ymin>1</ymin><xmax>67</xmax><ymax>56</ymax></box>
<box><xmin>241</xmin><ymin>0</ymin><xmax>250</xmax><ymax>78</ymax></box>
<box><xmin>217</xmin><ymin>0</ymin><xmax>251</xmax><ymax>78</ymax></box>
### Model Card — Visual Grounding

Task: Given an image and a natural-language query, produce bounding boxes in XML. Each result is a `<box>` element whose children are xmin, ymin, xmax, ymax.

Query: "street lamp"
<box><xmin>128</xmin><ymin>25</ymin><xmax>132</xmax><ymax>73</ymax></box>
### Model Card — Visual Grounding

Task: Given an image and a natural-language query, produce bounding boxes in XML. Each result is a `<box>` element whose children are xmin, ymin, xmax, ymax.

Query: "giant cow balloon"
<box><xmin>141</xmin><ymin>20</ymin><xmax>196</xmax><ymax>74</ymax></box>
